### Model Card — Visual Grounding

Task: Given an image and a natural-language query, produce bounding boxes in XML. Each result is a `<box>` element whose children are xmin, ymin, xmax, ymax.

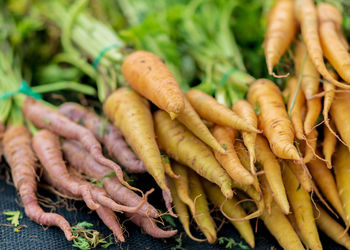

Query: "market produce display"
<box><xmin>1</xmin><ymin>0</ymin><xmax>350</xmax><ymax>249</ymax></box>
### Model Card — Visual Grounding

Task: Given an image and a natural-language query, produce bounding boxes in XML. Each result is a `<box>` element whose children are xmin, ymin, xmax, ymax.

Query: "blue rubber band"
<box><xmin>92</xmin><ymin>44</ymin><xmax>120</xmax><ymax>70</ymax></box>
<box><xmin>219</xmin><ymin>68</ymin><xmax>240</xmax><ymax>86</ymax></box>
<box><xmin>0</xmin><ymin>80</ymin><xmax>42</xmax><ymax>100</ymax></box>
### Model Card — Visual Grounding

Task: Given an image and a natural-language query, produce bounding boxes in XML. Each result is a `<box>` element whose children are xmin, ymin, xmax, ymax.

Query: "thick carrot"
<box><xmin>59</xmin><ymin>102</ymin><xmax>146</xmax><ymax>173</ymax></box>
<box><xmin>95</xmin><ymin>206</ymin><xmax>125</xmax><ymax>242</ymax></box>
<box><xmin>294</xmin><ymin>0</ymin><xmax>350</xmax><ymax>89</ymax></box>
<box><xmin>212</xmin><ymin>125</ymin><xmax>254</xmax><ymax>185</ymax></box>
<box><xmin>248</xmin><ymin>79</ymin><xmax>300</xmax><ymax>160</ymax></box>
<box><xmin>323</xmin><ymin>122</ymin><xmax>337</xmax><ymax>168</ymax></box>
<box><xmin>168</xmin><ymin>177</ymin><xmax>202</xmax><ymax>242</ymax></box>
<box><xmin>261</xmin><ymin>201</ymin><xmax>304</xmax><ymax>250</ymax></box>
<box><xmin>172</xmin><ymin>161</ymin><xmax>196</xmax><ymax>214</ymax></box>
<box><xmin>186</xmin><ymin>90</ymin><xmax>259</xmax><ymax>133</ymax></box>
<box><xmin>232</xmin><ymin>100</ymin><xmax>258</xmax><ymax>173</ymax></box>
<box><xmin>3</xmin><ymin>125</ymin><xmax>73</xmax><ymax>241</ymax></box>
<box><xmin>303</xmin><ymin>129</ymin><xmax>318</xmax><ymax>164</ymax></box>
<box><xmin>308</xmin><ymin>158</ymin><xmax>347</xmax><ymax>225</ymax></box>
<box><xmin>264</xmin><ymin>0</ymin><xmax>297</xmax><ymax>77</ymax></box>
<box><xmin>176</xmin><ymin>97</ymin><xmax>224</xmax><ymax>153</ymax></box>
<box><xmin>154</xmin><ymin>110</ymin><xmax>233</xmax><ymax>198</ymax></box>
<box><xmin>62</xmin><ymin>140</ymin><xmax>158</xmax><ymax>218</ymax></box>
<box><xmin>294</xmin><ymin>40</ymin><xmax>321</xmax><ymax>135</ymax></box>
<box><xmin>330</xmin><ymin>92</ymin><xmax>350</xmax><ymax>147</ymax></box>
<box><xmin>286</xmin><ymin>76</ymin><xmax>305</xmax><ymax>140</ymax></box>
<box><xmin>22</xmin><ymin>98</ymin><xmax>127</xmax><ymax>187</ymax></box>
<box><xmin>334</xmin><ymin>144</ymin><xmax>350</xmax><ymax>227</ymax></box>
<box><xmin>203</xmin><ymin>180</ymin><xmax>255</xmax><ymax>248</ymax></box>
<box><xmin>121</xmin><ymin>50</ymin><xmax>185</xmax><ymax>118</ymax></box>
<box><xmin>285</xmin><ymin>160</ymin><xmax>312</xmax><ymax>192</ymax></box>
<box><xmin>125</xmin><ymin>212</ymin><xmax>177</xmax><ymax>238</ymax></box>
<box><xmin>283</xmin><ymin>166</ymin><xmax>322</xmax><ymax>250</ymax></box>
<box><xmin>103</xmin><ymin>88</ymin><xmax>168</xmax><ymax>194</ymax></box>
<box><xmin>318</xmin><ymin>3</ymin><xmax>350</xmax><ymax>83</ymax></box>
<box><xmin>188</xmin><ymin>170</ymin><xmax>217</xmax><ymax>244</ymax></box>
<box><xmin>255</xmin><ymin>135</ymin><xmax>289</xmax><ymax>214</ymax></box>
<box><xmin>314</xmin><ymin>205</ymin><xmax>350</xmax><ymax>249</ymax></box>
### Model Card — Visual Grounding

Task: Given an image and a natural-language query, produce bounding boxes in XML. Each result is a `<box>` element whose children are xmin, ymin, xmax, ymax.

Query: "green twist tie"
<box><xmin>0</xmin><ymin>80</ymin><xmax>42</xmax><ymax>100</ymax></box>
<box><xmin>92</xmin><ymin>44</ymin><xmax>120</xmax><ymax>70</ymax></box>
<box><xmin>219</xmin><ymin>68</ymin><xmax>240</xmax><ymax>86</ymax></box>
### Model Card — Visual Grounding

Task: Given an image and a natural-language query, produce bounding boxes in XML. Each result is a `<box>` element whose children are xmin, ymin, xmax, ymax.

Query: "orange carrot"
<box><xmin>294</xmin><ymin>40</ymin><xmax>321</xmax><ymax>135</ymax></box>
<box><xmin>334</xmin><ymin>144</ymin><xmax>350</xmax><ymax>226</ymax></box>
<box><xmin>286</xmin><ymin>76</ymin><xmax>305</xmax><ymax>140</ymax></box>
<box><xmin>318</xmin><ymin>3</ymin><xmax>350</xmax><ymax>83</ymax></box>
<box><xmin>22</xmin><ymin>98</ymin><xmax>128</xmax><ymax>188</ymax></box>
<box><xmin>176</xmin><ymin>97</ymin><xmax>224</xmax><ymax>153</ymax></box>
<box><xmin>308</xmin><ymin>158</ymin><xmax>348</xmax><ymax>225</ymax></box>
<box><xmin>154</xmin><ymin>110</ymin><xmax>233</xmax><ymax>198</ymax></box>
<box><xmin>248</xmin><ymin>79</ymin><xmax>300</xmax><ymax>160</ymax></box>
<box><xmin>255</xmin><ymin>135</ymin><xmax>289</xmax><ymax>214</ymax></box>
<box><xmin>212</xmin><ymin>125</ymin><xmax>254</xmax><ymax>185</ymax></box>
<box><xmin>260</xmin><ymin>174</ymin><xmax>273</xmax><ymax>214</ymax></box>
<box><xmin>323</xmin><ymin>122</ymin><xmax>337</xmax><ymax>168</ymax></box>
<box><xmin>264</xmin><ymin>0</ymin><xmax>297</xmax><ymax>77</ymax></box>
<box><xmin>232</xmin><ymin>100</ymin><xmax>258</xmax><ymax>173</ymax></box>
<box><xmin>284</xmin><ymin>160</ymin><xmax>312</xmax><ymax>193</ymax></box>
<box><xmin>3</xmin><ymin>125</ymin><xmax>73</xmax><ymax>240</ymax></box>
<box><xmin>186</xmin><ymin>90</ymin><xmax>259</xmax><ymax>133</ymax></box>
<box><xmin>121</xmin><ymin>50</ymin><xmax>185</xmax><ymax>118</ymax></box>
<box><xmin>104</xmin><ymin>88</ymin><xmax>168</xmax><ymax>194</ymax></box>
<box><xmin>295</xmin><ymin>0</ymin><xmax>350</xmax><ymax>89</ymax></box>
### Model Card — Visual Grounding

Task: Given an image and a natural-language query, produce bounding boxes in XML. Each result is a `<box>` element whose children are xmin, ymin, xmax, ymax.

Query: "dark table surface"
<box><xmin>0</xmin><ymin>164</ymin><xmax>345</xmax><ymax>250</ymax></box>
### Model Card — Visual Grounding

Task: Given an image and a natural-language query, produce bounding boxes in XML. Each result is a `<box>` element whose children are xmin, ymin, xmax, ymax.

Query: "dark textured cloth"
<box><xmin>0</xmin><ymin>164</ymin><xmax>343</xmax><ymax>250</ymax></box>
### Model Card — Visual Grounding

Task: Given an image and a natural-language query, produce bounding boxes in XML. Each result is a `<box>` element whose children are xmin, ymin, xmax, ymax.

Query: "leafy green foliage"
<box><xmin>170</xmin><ymin>234</ymin><xmax>186</xmax><ymax>250</ymax></box>
<box><xmin>71</xmin><ymin>221</ymin><xmax>114</xmax><ymax>250</ymax></box>
<box><xmin>161</xmin><ymin>213</ymin><xmax>176</xmax><ymax>228</ymax></box>
<box><xmin>3</xmin><ymin>210</ymin><xmax>22</xmax><ymax>227</ymax></box>
<box><xmin>218</xmin><ymin>237</ymin><xmax>249</xmax><ymax>249</ymax></box>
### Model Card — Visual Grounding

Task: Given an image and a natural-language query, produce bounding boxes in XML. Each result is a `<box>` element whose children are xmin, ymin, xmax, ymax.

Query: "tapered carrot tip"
<box><xmin>221</xmin><ymin>183</ymin><xmax>233</xmax><ymax>199</ymax></box>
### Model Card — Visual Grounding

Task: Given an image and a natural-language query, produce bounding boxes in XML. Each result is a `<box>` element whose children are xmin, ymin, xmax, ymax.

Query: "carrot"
<box><xmin>248</xmin><ymin>79</ymin><xmax>300</xmax><ymax>160</ymax></box>
<box><xmin>308</xmin><ymin>158</ymin><xmax>348</xmax><ymax>225</ymax></box>
<box><xmin>286</xmin><ymin>76</ymin><xmax>305</xmax><ymax>140</ymax></box>
<box><xmin>59</xmin><ymin>102</ymin><xmax>146</xmax><ymax>173</ymax></box>
<box><xmin>330</xmin><ymin>91</ymin><xmax>350</xmax><ymax>147</ymax></box>
<box><xmin>283</xmin><ymin>165</ymin><xmax>322</xmax><ymax>250</ymax></box>
<box><xmin>314</xmin><ymin>205</ymin><xmax>350</xmax><ymax>249</ymax></box>
<box><xmin>302</xmin><ymin>129</ymin><xmax>318</xmax><ymax>163</ymax></box>
<box><xmin>294</xmin><ymin>0</ymin><xmax>350</xmax><ymax>89</ymax></box>
<box><xmin>95</xmin><ymin>206</ymin><xmax>125</xmax><ymax>242</ymax></box>
<box><xmin>125</xmin><ymin>212</ymin><xmax>177</xmax><ymax>238</ymax></box>
<box><xmin>294</xmin><ymin>40</ymin><xmax>321</xmax><ymax>135</ymax></box>
<box><xmin>255</xmin><ymin>135</ymin><xmax>289</xmax><ymax>214</ymax></box>
<box><xmin>232</xmin><ymin>100</ymin><xmax>258</xmax><ymax>173</ymax></box>
<box><xmin>22</xmin><ymin>98</ymin><xmax>128</xmax><ymax>188</ymax></box>
<box><xmin>285</xmin><ymin>160</ymin><xmax>312</xmax><ymax>193</ymax></box>
<box><xmin>212</xmin><ymin>125</ymin><xmax>254</xmax><ymax>185</ymax></box>
<box><xmin>287</xmin><ymin>214</ymin><xmax>306</xmax><ymax>245</ymax></box>
<box><xmin>176</xmin><ymin>97</ymin><xmax>224</xmax><ymax>153</ymax></box>
<box><xmin>318</xmin><ymin>3</ymin><xmax>350</xmax><ymax>83</ymax></box>
<box><xmin>260</xmin><ymin>201</ymin><xmax>304</xmax><ymax>250</ymax></box>
<box><xmin>121</xmin><ymin>50</ymin><xmax>185</xmax><ymax>118</ymax></box>
<box><xmin>3</xmin><ymin>125</ymin><xmax>73</xmax><ymax>241</ymax></box>
<box><xmin>234</xmin><ymin>141</ymin><xmax>261</xmax><ymax>194</ymax></box>
<box><xmin>203</xmin><ymin>180</ymin><xmax>255</xmax><ymax>248</ymax></box>
<box><xmin>334</xmin><ymin>144</ymin><xmax>350</xmax><ymax>227</ymax></box>
<box><xmin>188</xmin><ymin>170</ymin><xmax>217</xmax><ymax>244</ymax></box>
<box><xmin>168</xmin><ymin>177</ymin><xmax>202</xmax><ymax>242</ymax></box>
<box><xmin>162</xmin><ymin>176</ymin><xmax>175</xmax><ymax>216</ymax></box>
<box><xmin>323</xmin><ymin>121</ymin><xmax>337</xmax><ymax>168</ymax></box>
<box><xmin>172</xmin><ymin>161</ymin><xmax>196</xmax><ymax>214</ymax></box>
<box><xmin>186</xmin><ymin>90</ymin><xmax>259</xmax><ymax>133</ymax></box>
<box><xmin>161</xmin><ymin>155</ymin><xmax>178</xmax><ymax>179</ymax></box>
<box><xmin>260</xmin><ymin>174</ymin><xmax>273</xmax><ymax>214</ymax></box>
<box><xmin>103</xmin><ymin>88</ymin><xmax>168</xmax><ymax>194</ymax></box>
<box><xmin>264</xmin><ymin>0</ymin><xmax>297</xmax><ymax>77</ymax></box>
<box><xmin>154</xmin><ymin>110</ymin><xmax>233</xmax><ymax>198</ymax></box>
<box><xmin>62</xmin><ymin>140</ymin><xmax>158</xmax><ymax>218</ymax></box>
<box><xmin>322</xmin><ymin>74</ymin><xmax>336</xmax><ymax>130</ymax></box>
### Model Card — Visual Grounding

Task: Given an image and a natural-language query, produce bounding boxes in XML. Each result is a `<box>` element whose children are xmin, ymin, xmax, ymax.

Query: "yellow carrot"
<box><xmin>323</xmin><ymin>122</ymin><xmax>337</xmax><ymax>168</ymax></box>
<box><xmin>285</xmin><ymin>160</ymin><xmax>312</xmax><ymax>193</ymax></box>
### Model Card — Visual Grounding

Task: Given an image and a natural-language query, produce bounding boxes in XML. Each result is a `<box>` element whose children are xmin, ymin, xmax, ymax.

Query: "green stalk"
<box><xmin>32</xmin><ymin>81</ymin><xmax>96</xmax><ymax>96</ymax></box>
<box><xmin>7</xmin><ymin>104</ymin><xmax>23</xmax><ymax>126</ymax></box>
